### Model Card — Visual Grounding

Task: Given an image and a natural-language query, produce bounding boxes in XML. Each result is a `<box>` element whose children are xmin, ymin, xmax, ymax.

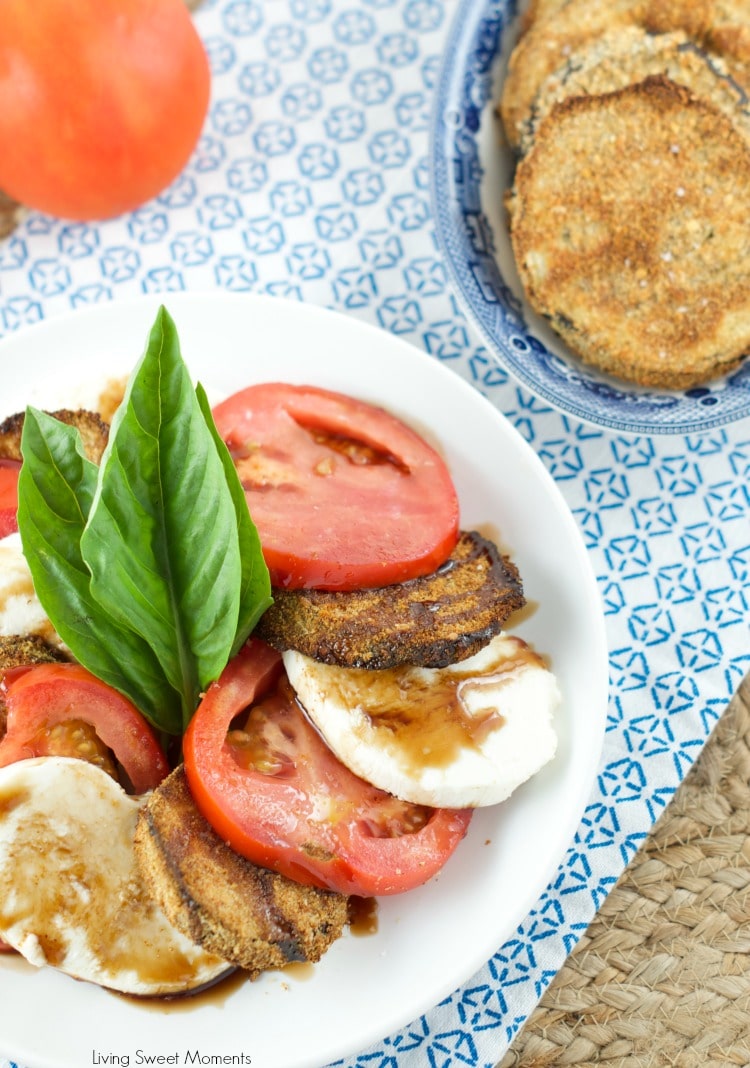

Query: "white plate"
<box><xmin>430</xmin><ymin>0</ymin><xmax>750</xmax><ymax>435</ymax></box>
<box><xmin>0</xmin><ymin>292</ymin><xmax>608</xmax><ymax>1068</ymax></box>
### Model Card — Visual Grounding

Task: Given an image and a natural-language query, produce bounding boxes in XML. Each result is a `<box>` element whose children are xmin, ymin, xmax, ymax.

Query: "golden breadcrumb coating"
<box><xmin>521</xmin><ymin>27</ymin><xmax>750</xmax><ymax>154</ymax></box>
<box><xmin>134</xmin><ymin>766</ymin><xmax>349</xmax><ymax>979</ymax></box>
<box><xmin>0</xmin><ymin>408</ymin><xmax>109</xmax><ymax>464</ymax></box>
<box><xmin>255</xmin><ymin>530</ymin><xmax>526</xmax><ymax>670</ymax></box>
<box><xmin>508</xmin><ymin>76</ymin><xmax>750</xmax><ymax>388</ymax></box>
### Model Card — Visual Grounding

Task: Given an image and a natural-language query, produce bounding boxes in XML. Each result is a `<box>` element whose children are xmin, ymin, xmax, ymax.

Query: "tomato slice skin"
<box><xmin>0</xmin><ymin>662</ymin><xmax>170</xmax><ymax>794</ymax></box>
<box><xmin>0</xmin><ymin>459</ymin><xmax>20</xmax><ymax>538</ymax></box>
<box><xmin>212</xmin><ymin>384</ymin><xmax>460</xmax><ymax>591</ymax></box>
<box><xmin>183</xmin><ymin>640</ymin><xmax>473</xmax><ymax>896</ymax></box>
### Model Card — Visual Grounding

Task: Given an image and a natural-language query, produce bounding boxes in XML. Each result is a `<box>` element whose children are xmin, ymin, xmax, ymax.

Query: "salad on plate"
<box><xmin>0</xmin><ymin>306</ymin><xmax>561</xmax><ymax>1001</ymax></box>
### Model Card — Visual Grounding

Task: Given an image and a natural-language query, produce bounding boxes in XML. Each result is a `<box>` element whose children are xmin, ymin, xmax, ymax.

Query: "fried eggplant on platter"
<box><xmin>508</xmin><ymin>76</ymin><xmax>750</xmax><ymax>388</ymax></box>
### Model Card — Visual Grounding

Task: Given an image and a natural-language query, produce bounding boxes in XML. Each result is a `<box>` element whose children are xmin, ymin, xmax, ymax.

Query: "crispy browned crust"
<box><xmin>508</xmin><ymin>76</ymin><xmax>750</xmax><ymax>388</ymax></box>
<box><xmin>0</xmin><ymin>408</ymin><xmax>109</xmax><ymax>464</ymax></box>
<box><xmin>521</xmin><ymin>28</ymin><xmax>750</xmax><ymax>154</ymax></box>
<box><xmin>255</xmin><ymin>530</ymin><xmax>525</xmax><ymax>670</ymax></box>
<box><xmin>500</xmin><ymin>0</ymin><xmax>714</xmax><ymax>148</ymax></box>
<box><xmin>133</xmin><ymin>766</ymin><xmax>348</xmax><ymax>979</ymax></box>
<box><xmin>0</xmin><ymin>633</ymin><xmax>68</xmax><ymax>671</ymax></box>
<box><xmin>517</xmin><ymin>0</ymin><xmax>567</xmax><ymax>38</ymax></box>
<box><xmin>707</xmin><ymin>0</ymin><xmax>750</xmax><ymax>66</ymax></box>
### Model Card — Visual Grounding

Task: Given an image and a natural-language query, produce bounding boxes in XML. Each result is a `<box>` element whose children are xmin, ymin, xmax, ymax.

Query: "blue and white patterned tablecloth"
<box><xmin>1</xmin><ymin>2</ymin><xmax>749</xmax><ymax>1067</ymax></box>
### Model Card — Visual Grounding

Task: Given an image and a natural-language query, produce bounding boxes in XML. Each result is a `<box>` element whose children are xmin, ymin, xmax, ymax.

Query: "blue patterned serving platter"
<box><xmin>430</xmin><ymin>0</ymin><xmax>750</xmax><ymax>435</ymax></box>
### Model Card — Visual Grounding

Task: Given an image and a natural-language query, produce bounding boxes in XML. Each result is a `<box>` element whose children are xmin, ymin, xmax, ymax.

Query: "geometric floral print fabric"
<box><xmin>0</xmin><ymin>2</ymin><xmax>748</xmax><ymax>1066</ymax></box>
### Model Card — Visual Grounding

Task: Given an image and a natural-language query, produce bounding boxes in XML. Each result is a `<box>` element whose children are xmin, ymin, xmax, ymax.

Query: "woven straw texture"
<box><xmin>500</xmin><ymin>671</ymin><xmax>750</xmax><ymax>1068</ymax></box>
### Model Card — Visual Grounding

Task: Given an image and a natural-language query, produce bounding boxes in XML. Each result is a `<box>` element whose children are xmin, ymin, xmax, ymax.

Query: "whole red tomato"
<box><xmin>0</xmin><ymin>0</ymin><xmax>210</xmax><ymax>221</ymax></box>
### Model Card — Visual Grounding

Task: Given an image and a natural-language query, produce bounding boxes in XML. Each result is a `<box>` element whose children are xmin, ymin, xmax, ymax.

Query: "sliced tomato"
<box><xmin>183</xmin><ymin>639</ymin><xmax>472</xmax><ymax>896</ymax></box>
<box><xmin>212</xmin><ymin>383</ymin><xmax>459</xmax><ymax>591</ymax></box>
<box><xmin>0</xmin><ymin>662</ymin><xmax>169</xmax><ymax>793</ymax></box>
<box><xmin>0</xmin><ymin>459</ymin><xmax>20</xmax><ymax>538</ymax></box>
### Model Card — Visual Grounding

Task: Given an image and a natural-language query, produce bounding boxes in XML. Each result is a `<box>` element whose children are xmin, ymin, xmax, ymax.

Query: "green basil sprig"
<box><xmin>17</xmin><ymin>305</ymin><xmax>272</xmax><ymax>735</ymax></box>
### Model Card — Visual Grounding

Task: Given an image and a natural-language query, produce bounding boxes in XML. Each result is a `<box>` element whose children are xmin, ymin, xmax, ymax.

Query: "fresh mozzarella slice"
<box><xmin>283</xmin><ymin>632</ymin><xmax>560</xmax><ymax>809</ymax></box>
<box><xmin>0</xmin><ymin>756</ymin><xmax>232</xmax><ymax>995</ymax></box>
<box><xmin>0</xmin><ymin>533</ymin><xmax>59</xmax><ymax>646</ymax></box>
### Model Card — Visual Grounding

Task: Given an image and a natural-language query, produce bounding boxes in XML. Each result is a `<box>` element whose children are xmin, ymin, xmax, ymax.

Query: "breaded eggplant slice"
<box><xmin>518</xmin><ymin>0</ymin><xmax>566</xmax><ymax>36</ymax></box>
<box><xmin>0</xmin><ymin>408</ymin><xmax>109</xmax><ymax>463</ymax></box>
<box><xmin>499</xmin><ymin>0</ymin><xmax>713</xmax><ymax>148</ymax></box>
<box><xmin>508</xmin><ymin>76</ymin><xmax>750</xmax><ymax>389</ymax></box>
<box><xmin>134</xmin><ymin>766</ymin><xmax>348</xmax><ymax>979</ymax></box>
<box><xmin>706</xmin><ymin>0</ymin><xmax>750</xmax><ymax>67</ymax></box>
<box><xmin>0</xmin><ymin>633</ymin><xmax>68</xmax><ymax>671</ymax></box>
<box><xmin>255</xmin><ymin>530</ymin><xmax>525</xmax><ymax>670</ymax></box>
<box><xmin>521</xmin><ymin>27</ymin><xmax>750</xmax><ymax>153</ymax></box>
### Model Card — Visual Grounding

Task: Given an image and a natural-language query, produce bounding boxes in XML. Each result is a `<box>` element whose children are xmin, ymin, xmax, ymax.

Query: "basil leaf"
<box><xmin>196</xmin><ymin>382</ymin><xmax>273</xmax><ymax>657</ymax></box>
<box><xmin>17</xmin><ymin>305</ymin><xmax>273</xmax><ymax>736</ymax></box>
<box><xmin>17</xmin><ymin>409</ymin><xmax>182</xmax><ymax>733</ymax></box>
<box><xmin>80</xmin><ymin>306</ymin><xmax>246</xmax><ymax>730</ymax></box>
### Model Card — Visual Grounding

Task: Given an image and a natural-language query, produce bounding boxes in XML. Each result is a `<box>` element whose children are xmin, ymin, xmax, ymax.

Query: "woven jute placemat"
<box><xmin>500</xmin><ymin>671</ymin><xmax>750</xmax><ymax>1068</ymax></box>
